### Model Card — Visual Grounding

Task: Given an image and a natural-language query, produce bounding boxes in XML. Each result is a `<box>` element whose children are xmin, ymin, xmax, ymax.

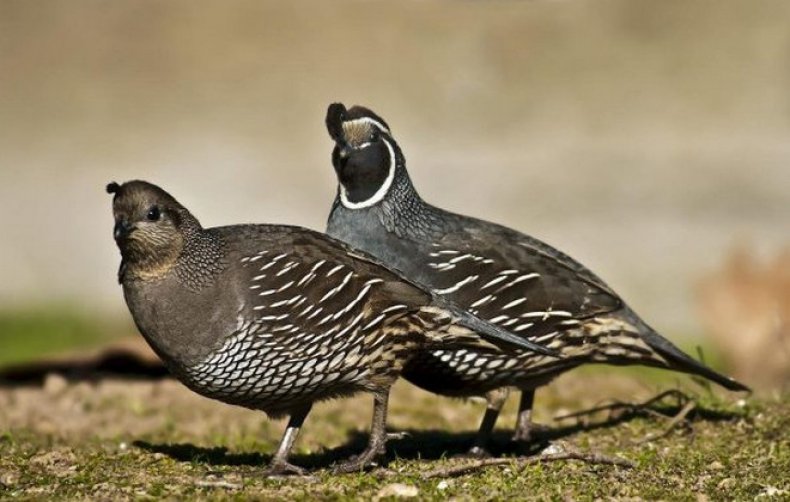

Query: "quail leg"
<box><xmin>333</xmin><ymin>391</ymin><xmax>390</xmax><ymax>473</ymax></box>
<box><xmin>462</xmin><ymin>387</ymin><xmax>510</xmax><ymax>458</ymax></box>
<box><xmin>263</xmin><ymin>404</ymin><xmax>312</xmax><ymax>476</ymax></box>
<box><xmin>512</xmin><ymin>389</ymin><xmax>541</xmax><ymax>443</ymax></box>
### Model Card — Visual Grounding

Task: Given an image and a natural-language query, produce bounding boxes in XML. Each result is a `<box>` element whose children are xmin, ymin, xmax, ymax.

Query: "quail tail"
<box><xmin>624</xmin><ymin>311</ymin><xmax>750</xmax><ymax>392</ymax></box>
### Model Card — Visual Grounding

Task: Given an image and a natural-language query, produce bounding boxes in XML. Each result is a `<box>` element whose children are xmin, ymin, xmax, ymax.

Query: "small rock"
<box><xmin>436</xmin><ymin>480</ymin><xmax>450</xmax><ymax>491</ymax></box>
<box><xmin>91</xmin><ymin>481</ymin><xmax>112</xmax><ymax>494</ymax></box>
<box><xmin>0</xmin><ymin>471</ymin><xmax>19</xmax><ymax>487</ymax></box>
<box><xmin>708</xmin><ymin>461</ymin><xmax>724</xmax><ymax>471</ymax></box>
<box><xmin>717</xmin><ymin>478</ymin><xmax>735</xmax><ymax>490</ymax></box>
<box><xmin>43</xmin><ymin>373</ymin><xmax>68</xmax><ymax>395</ymax></box>
<box><xmin>375</xmin><ymin>483</ymin><xmax>419</xmax><ymax>499</ymax></box>
<box><xmin>542</xmin><ymin>443</ymin><xmax>567</xmax><ymax>455</ymax></box>
<box><xmin>757</xmin><ymin>486</ymin><xmax>789</xmax><ymax>498</ymax></box>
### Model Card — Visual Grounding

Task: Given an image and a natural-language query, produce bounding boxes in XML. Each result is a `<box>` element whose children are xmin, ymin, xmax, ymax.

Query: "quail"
<box><xmin>106</xmin><ymin>180</ymin><xmax>554</xmax><ymax>474</ymax></box>
<box><xmin>323</xmin><ymin>103</ymin><xmax>750</xmax><ymax>456</ymax></box>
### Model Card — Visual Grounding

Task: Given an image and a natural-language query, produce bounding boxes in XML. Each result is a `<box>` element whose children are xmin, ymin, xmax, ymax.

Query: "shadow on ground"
<box><xmin>133</xmin><ymin>401</ymin><xmax>742</xmax><ymax>471</ymax></box>
<box><xmin>0</xmin><ymin>350</ymin><xmax>168</xmax><ymax>386</ymax></box>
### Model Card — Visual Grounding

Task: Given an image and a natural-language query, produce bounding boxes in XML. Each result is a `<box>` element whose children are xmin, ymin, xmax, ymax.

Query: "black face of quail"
<box><xmin>326</xmin><ymin>103</ymin><xmax>397</xmax><ymax>207</ymax></box>
<box><xmin>333</xmin><ymin>134</ymin><xmax>389</xmax><ymax>200</ymax></box>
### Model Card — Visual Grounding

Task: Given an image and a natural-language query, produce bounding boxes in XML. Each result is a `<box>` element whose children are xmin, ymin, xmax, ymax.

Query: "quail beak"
<box><xmin>113</xmin><ymin>220</ymin><xmax>133</xmax><ymax>241</ymax></box>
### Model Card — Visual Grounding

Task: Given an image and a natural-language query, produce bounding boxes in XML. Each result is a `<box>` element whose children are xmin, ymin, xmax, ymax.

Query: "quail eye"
<box><xmin>146</xmin><ymin>206</ymin><xmax>161</xmax><ymax>221</ymax></box>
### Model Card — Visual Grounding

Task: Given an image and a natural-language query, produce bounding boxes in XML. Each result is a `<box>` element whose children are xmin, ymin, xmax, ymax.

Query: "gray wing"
<box><xmin>417</xmin><ymin>223</ymin><xmax>623</xmax><ymax>342</ymax></box>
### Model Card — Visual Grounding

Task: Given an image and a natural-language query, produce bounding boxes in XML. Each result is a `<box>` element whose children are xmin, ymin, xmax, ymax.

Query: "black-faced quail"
<box><xmin>106</xmin><ymin>180</ymin><xmax>554</xmax><ymax>474</ymax></box>
<box><xmin>323</xmin><ymin>103</ymin><xmax>750</xmax><ymax>456</ymax></box>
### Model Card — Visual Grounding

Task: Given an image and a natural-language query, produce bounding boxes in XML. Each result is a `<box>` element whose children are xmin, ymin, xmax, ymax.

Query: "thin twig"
<box><xmin>421</xmin><ymin>450</ymin><xmax>635</xmax><ymax>479</ymax></box>
<box><xmin>195</xmin><ymin>479</ymin><xmax>243</xmax><ymax>489</ymax></box>
<box><xmin>554</xmin><ymin>389</ymin><xmax>692</xmax><ymax>422</ymax></box>
<box><xmin>634</xmin><ymin>400</ymin><xmax>696</xmax><ymax>444</ymax></box>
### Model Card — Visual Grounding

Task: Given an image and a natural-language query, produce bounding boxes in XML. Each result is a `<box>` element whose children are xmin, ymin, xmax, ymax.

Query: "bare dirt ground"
<box><xmin>1</xmin><ymin>346</ymin><xmax>787</xmax><ymax>500</ymax></box>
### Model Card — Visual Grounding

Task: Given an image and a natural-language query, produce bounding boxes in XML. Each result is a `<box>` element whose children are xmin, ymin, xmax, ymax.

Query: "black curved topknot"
<box><xmin>326</xmin><ymin>103</ymin><xmax>347</xmax><ymax>142</ymax></box>
<box><xmin>106</xmin><ymin>182</ymin><xmax>121</xmax><ymax>194</ymax></box>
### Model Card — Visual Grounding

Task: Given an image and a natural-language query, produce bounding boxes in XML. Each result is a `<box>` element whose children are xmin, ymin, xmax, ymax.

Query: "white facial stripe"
<box><xmin>343</xmin><ymin>117</ymin><xmax>390</xmax><ymax>135</ymax></box>
<box><xmin>339</xmin><ymin>137</ymin><xmax>396</xmax><ymax>210</ymax></box>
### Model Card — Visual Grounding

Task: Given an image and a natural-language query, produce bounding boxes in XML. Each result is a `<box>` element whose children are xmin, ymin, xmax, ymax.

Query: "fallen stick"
<box><xmin>195</xmin><ymin>479</ymin><xmax>243</xmax><ymax>489</ymax></box>
<box><xmin>421</xmin><ymin>450</ymin><xmax>635</xmax><ymax>479</ymax></box>
<box><xmin>635</xmin><ymin>400</ymin><xmax>696</xmax><ymax>444</ymax></box>
<box><xmin>554</xmin><ymin>389</ymin><xmax>692</xmax><ymax>423</ymax></box>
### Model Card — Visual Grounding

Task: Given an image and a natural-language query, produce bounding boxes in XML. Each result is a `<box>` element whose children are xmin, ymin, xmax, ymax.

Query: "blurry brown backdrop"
<box><xmin>1</xmin><ymin>0</ymin><xmax>788</xmax><ymax>385</ymax></box>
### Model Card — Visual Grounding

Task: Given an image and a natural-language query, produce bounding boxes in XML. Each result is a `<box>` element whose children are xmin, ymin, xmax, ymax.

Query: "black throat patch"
<box><xmin>335</xmin><ymin>140</ymin><xmax>393</xmax><ymax>206</ymax></box>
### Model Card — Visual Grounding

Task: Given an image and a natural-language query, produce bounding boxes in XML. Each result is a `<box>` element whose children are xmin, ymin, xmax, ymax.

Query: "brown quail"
<box><xmin>107</xmin><ymin>180</ymin><xmax>554</xmax><ymax>473</ymax></box>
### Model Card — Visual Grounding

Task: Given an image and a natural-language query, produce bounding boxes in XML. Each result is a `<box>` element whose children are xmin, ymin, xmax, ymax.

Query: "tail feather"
<box><xmin>423</xmin><ymin>299</ymin><xmax>559</xmax><ymax>358</ymax></box>
<box><xmin>620</xmin><ymin>310</ymin><xmax>750</xmax><ymax>392</ymax></box>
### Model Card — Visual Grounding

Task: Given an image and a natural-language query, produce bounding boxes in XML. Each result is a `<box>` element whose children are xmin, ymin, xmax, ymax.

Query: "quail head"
<box><xmin>107</xmin><ymin>179</ymin><xmax>554</xmax><ymax>474</ymax></box>
<box><xmin>323</xmin><ymin>103</ymin><xmax>749</xmax><ymax>456</ymax></box>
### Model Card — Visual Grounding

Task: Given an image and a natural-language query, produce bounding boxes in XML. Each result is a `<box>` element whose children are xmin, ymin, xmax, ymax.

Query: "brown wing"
<box><xmin>225</xmin><ymin>227</ymin><xmax>426</xmax><ymax>352</ymax></box>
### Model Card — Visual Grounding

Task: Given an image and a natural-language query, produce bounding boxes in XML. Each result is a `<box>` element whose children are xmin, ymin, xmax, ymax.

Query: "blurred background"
<box><xmin>1</xmin><ymin>0</ymin><xmax>788</xmax><ymax>389</ymax></box>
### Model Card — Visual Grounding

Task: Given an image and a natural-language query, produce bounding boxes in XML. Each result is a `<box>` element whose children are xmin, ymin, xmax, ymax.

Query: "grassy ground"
<box><xmin>1</xmin><ymin>365</ymin><xmax>787</xmax><ymax>501</ymax></box>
